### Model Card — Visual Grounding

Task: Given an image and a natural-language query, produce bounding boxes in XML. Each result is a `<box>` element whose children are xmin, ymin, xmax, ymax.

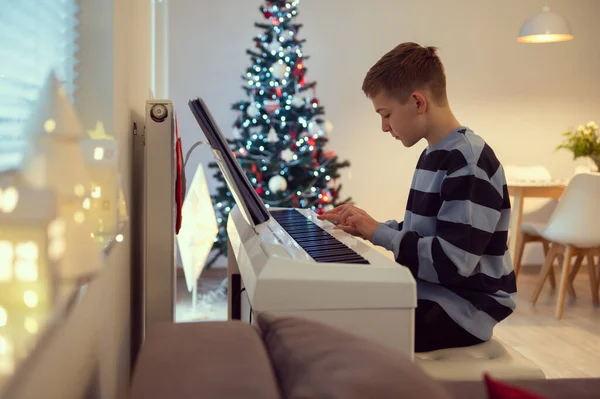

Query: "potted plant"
<box><xmin>557</xmin><ymin>121</ymin><xmax>600</xmax><ymax>170</ymax></box>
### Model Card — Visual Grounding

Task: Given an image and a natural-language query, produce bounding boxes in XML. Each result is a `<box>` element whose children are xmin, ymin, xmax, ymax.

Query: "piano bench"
<box><xmin>414</xmin><ymin>337</ymin><xmax>546</xmax><ymax>381</ymax></box>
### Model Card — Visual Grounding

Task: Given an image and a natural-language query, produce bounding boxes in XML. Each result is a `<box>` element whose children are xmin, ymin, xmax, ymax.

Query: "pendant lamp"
<box><xmin>517</xmin><ymin>5</ymin><xmax>573</xmax><ymax>43</ymax></box>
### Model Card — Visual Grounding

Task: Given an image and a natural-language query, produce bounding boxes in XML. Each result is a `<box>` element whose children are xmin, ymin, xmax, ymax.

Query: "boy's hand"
<box><xmin>317</xmin><ymin>204</ymin><xmax>380</xmax><ymax>241</ymax></box>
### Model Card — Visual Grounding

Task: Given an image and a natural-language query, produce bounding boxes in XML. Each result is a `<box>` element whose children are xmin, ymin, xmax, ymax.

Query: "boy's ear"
<box><xmin>411</xmin><ymin>91</ymin><xmax>427</xmax><ymax>115</ymax></box>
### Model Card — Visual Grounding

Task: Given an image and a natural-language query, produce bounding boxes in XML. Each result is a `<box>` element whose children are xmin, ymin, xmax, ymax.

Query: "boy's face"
<box><xmin>370</xmin><ymin>91</ymin><xmax>427</xmax><ymax>147</ymax></box>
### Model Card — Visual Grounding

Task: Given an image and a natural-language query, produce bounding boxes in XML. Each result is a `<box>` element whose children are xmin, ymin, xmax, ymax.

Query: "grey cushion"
<box><xmin>129</xmin><ymin>320</ymin><xmax>280</xmax><ymax>399</ymax></box>
<box><xmin>256</xmin><ymin>312</ymin><xmax>453</xmax><ymax>399</ymax></box>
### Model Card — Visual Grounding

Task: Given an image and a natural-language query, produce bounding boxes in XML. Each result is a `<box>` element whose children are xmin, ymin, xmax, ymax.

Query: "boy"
<box><xmin>318</xmin><ymin>42</ymin><xmax>517</xmax><ymax>353</ymax></box>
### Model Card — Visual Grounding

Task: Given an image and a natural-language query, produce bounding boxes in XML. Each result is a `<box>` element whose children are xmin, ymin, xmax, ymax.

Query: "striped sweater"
<box><xmin>371</xmin><ymin>126</ymin><xmax>517</xmax><ymax>341</ymax></box>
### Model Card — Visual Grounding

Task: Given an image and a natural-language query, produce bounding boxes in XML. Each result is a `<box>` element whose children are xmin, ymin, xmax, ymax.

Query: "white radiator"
<box><xmin>132</xmin><ymin>100</ymin><xmax>177</xmax><ymax>344</ymax></box>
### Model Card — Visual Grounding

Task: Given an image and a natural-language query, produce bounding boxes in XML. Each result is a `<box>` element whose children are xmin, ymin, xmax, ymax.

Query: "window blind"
<box><xmin>0</xmin><ymin>0</ymin><xmax>79</xmax><ymax>172</ymax></box>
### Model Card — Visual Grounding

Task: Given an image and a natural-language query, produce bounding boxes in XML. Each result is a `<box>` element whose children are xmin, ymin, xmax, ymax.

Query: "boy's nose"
<box><xmin>382</xmin><ymin>123</ymin><xmax>391</xmax><ymax>133</ymax></box>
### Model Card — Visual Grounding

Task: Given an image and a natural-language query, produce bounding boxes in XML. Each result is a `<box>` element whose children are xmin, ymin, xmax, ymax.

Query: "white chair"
<box><xmin>504</xmin><ymin>165</ymin><xmax>558</xmax><ymax>278</ymax></box>
<box><xmin>528</xmin><ymin>172</ymin><xmax>600</xmax><ymax>318</ymax></box>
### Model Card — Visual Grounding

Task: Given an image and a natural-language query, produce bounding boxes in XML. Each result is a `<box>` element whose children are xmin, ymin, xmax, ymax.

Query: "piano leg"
<box><xmin>227</xmin><ymin>238</ymin><xmax>241</xmax><ymax>320</ymax></box>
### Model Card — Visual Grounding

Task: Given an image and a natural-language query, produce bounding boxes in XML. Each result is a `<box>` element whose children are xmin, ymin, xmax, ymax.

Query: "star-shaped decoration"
<box><xmin>281</xmin><ymin>148</ymin><xmax>295</xmax><ymax>163</ymax></box>
<box><xmin>268</xmin><ymin>36</ymin><xmax>281</xmax><ymax>53</ymax></box>
<box><xmin>87</xmin><ymin>121</ymin><xmax>114</xmax><ymax>140</ymax></box>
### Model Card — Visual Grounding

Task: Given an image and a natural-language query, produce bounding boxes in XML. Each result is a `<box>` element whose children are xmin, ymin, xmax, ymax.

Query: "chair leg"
<box><xmin>531</xmin><ymin>245</ymin><xmax>560</xmax><ymax>305</ymax></box>
<box><xmin>567</xmin><ymin>255</ymin><xmax>584</xmax><ymax>298</ymax></box>
<box><xmin>556</xmin><ymin>246</ymin><xmax>575</xmax><ymax>319</ymax></box>
<box><xmin>587</xmin><ymin>254</ymin><xmax>599</xmax><ymax>307</ymax></box>
<box><xmin>542</xmin><ymin>241</ymin><xmax>556</xmax><ymax>289</ymax></box>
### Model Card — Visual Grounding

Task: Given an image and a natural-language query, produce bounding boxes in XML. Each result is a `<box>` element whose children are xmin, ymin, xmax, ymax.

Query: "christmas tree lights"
<box><xmin>206</xmin><ymin>0</ymin><xmax>352</xmax><ymax>267</ymax></box>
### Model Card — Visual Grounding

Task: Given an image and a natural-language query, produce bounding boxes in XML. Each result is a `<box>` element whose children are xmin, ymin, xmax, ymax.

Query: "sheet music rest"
<box><xmin>226</xmin><ymin>204</ymin><xmax>417</xmax><ymax>359</ymax></box>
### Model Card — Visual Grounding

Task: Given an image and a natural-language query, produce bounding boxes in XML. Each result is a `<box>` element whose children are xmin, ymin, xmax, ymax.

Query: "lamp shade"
<box><xmin>518</xmin><ymin>5</ymin><xmax>573</xmax><ymax>43</ymax></box>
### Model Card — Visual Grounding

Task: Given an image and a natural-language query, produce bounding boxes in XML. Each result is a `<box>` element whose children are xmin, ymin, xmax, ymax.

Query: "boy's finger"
<box><xmin>319</xmin><ymin>213</ymin><xmax>341</xmax><ymax>223</ymax></box>
<box><xmin>334</xmin><ymin>224</ymin><xmax>361</xmax><ymax>235</ymax></box>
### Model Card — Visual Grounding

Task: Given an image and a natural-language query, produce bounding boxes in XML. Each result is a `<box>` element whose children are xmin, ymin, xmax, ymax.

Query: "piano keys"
<box><xmin>269</xmin><ymin>209</ymin><xmax>370</xmax><ymax>264</ymax></box>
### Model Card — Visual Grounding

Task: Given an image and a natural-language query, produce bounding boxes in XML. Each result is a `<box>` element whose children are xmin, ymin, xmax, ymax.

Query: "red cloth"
<box><xmin>484</xmin><ymin>374</ymin><xmax>548</xmax><ymax>399</ymax></box>
<box><xmin>175</xmin><ymin>117</ymin><xmax>184</xmax><ymax>234</ymax></box>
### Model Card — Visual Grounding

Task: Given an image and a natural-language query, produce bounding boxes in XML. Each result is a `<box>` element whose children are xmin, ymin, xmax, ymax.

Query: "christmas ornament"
<box><xmin>267</xmin><ymin>127</ymin><xmax>279</xmax><ymax>143</ymax></box>
<box><xmin>271</xmin><ymin>61</ymin><xmax>287</xmax><ymax>80</ymax></box>
<box><xmin>291</xmin><ymin>95</ymin><xmax>304</xmax><ymax>108</ymax></box>
<box><xmin>256</xmin><ymin>187</ymin><xmax>265</xmax><ymax>195</ymax></box>
<box><xmin>264</xmin><ymin>100</ymin><xmax>279</xmax><ymax>114</ymax></box>
<box><xmin>247</xmin><ymin>102</ymin><xmax>260</xmax><ymax>118</ymax></box>
<box><xmin>280</xmin><ymin>148</ymin><xmax>294</xmax><ymax>162</ymax></box>
<box><xmin>308</xmin><ymin>121</ymin><xmax>321</xmax><ymax>135</ymax></box>
<box><xmin>268</xmin><ymin>175</ymin><xmax>287</xmax><ymax>193</ymax></box>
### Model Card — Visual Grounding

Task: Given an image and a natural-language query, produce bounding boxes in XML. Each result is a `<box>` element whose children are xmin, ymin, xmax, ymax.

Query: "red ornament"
<box><xmin>251</xmin><ymin>164</ymin><xmax>257</xmax><ymax>173</ymax></box>
<box><xmin>272</xmin><ymin>18</ymin><xmax>279</xmax><ymax>26</ymax></box>
<box><xmin>299</xmin><ymin>77</ymin><xmax>305</xmax><ymax>86</ymax></box>
<box><xmin>275</xmin><ymin>87</ymin><xmax>283</xmax><ymax>97</ymax></box>
<box><xmin>263</xmin><ymin>11</ymin><xmax>272</xmax><ymax>18</ymax></box>
<box><xmin>315</xmin><ymin>208</ymin><xmax>325</xmax><ymax>216</ymax></box>
<box><xmin>293</xmin><ymin>60</ymin><xmax>304</xmax><ymax>78</ymax></box>
<box><xmin>311</xmin><ymin>98</ymin><xmax>319</xmax><ymax>105</ymax></box>
<box><xmin>308</xmin><ymin>138</ymin><xmax>316</xmax><ymax>146</ymax></box>
<box><xmin>256</xmin><ymin>172</ymin><xmax>263</xmax><ymax>183</ymax></box>
<box><xmin>256</xmin><ymin>187</ymin><xmax>265</xmax><ymax>195</ymax></box>
<box><xmin>264</xmin><ymin>100</ymin><xmax>279</xmax><ymax>113</ymax></box>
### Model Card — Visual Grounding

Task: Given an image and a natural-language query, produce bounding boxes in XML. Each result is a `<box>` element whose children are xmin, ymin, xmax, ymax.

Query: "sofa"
<box><xmin>128</xmin><ymin>314</ymin><xmax>600</xmax><ymax>399</ymax></box>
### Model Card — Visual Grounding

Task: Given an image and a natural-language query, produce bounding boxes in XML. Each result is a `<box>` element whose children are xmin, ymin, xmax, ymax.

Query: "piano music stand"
<box><xmin>188</xmin><ymin>97</ymin><xmax>270</xmax><ymax>321</ymax></box>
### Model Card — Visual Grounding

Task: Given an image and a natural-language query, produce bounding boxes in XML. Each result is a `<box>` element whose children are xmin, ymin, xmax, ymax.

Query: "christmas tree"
<box><xmin>206</xmin><ymin>0</ymin><xmax>352</xmax><ymax>267</ymax></box>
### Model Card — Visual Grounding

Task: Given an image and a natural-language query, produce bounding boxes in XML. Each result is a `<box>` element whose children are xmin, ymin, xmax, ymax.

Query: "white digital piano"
<box><xmin>188</xmin><ymin>97</ymin><xmax>417</xmax><ymax>358</ymax></box>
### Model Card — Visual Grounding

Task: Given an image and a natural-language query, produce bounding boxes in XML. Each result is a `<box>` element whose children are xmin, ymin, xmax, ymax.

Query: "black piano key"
<box><xmin>300</xmin><ymin>241</ymin><xmax>346</xmax><ymax>250</ymax></box>
<box><xmin>284</xmin><ymin>226</ymin><xmax>323</xmax><ymax>233</ymax></box>
<box><xmin>313</xmin><ymin>251</ymin><xmax>362</xmax><ymax>262</ymax></box>
<box><xmin>312</xmin><ymin>252</ymin><xmax>364</xmax><ymax>261</ymax></box>
<box><xmin>290</xmin><ymin>232</ymin><xmax>331</xmax><ymax>242</ymax></box>
<box><xmin>293</xmin><ymin>236</ymin><xmax>335</xmax><ymax>244</ymax></box>
<box><xmin>310</xmin><ymin>252</ymin><xmax>359</xmax><ymax>261</ymax></box>
<box><xmin>322</xmin><ymin>258</ymin><xmax>370</xmax><ymax>264</ymax></box>
<box><xmin>306</xmin><ymin>246</ymin><xmax>354</xmax><ymax>255</ymax></box>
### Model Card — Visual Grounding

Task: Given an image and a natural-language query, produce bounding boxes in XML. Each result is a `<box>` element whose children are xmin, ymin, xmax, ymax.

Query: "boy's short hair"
<box><xmin>362</xmin><ymin>42</ymin><xmax>448</xmax><ymax>106</ymax></box>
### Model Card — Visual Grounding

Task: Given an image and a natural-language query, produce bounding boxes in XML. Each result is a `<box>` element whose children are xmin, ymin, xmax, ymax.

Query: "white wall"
<box><xmin>169</xmin><ymin>0</ymin><xmax>600</xmax><ymax>264</ymax></box>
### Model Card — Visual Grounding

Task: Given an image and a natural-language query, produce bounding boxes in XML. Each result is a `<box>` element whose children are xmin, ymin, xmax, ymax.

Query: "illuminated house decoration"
<box><xmin>18</xmin><ymin>72</ymin><xmax>102</xmax><ymax>280</ymax></box>
<box><xmin>0</xmin><ymin>175</ymin><xmax>61</xmax><ymax>375</ymax></box>
<box><xmin>176</xmin><ymin>165</ymin><xmax>219</xmax><ymax>293</ymax></box>
<box><xmin>87</xmin><ymin>120</ymin><xmax>115</xmax><ymax>140</ymax></box>
<box><xmin>80</xmin><ymin>137</ymin><xmax>123</xmax><ymax>241</ymax></box>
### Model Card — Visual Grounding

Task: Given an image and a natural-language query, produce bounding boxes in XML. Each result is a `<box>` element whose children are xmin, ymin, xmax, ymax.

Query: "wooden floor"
<box><xmin>495</xmin><ymin>265</ymin><xmax>600</xmax><ymax>379</ymax></box>
<box><xmin>177</xmin><ymin>264</ymin><xmax>600</xmax><ymax>379</ymax></box>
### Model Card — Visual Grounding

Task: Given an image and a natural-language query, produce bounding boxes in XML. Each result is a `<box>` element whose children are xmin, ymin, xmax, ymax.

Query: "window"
<box><xmin>0</xmin><ymin>0</ymin><xmax>80</xmax><ymax>172</ymax></box>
